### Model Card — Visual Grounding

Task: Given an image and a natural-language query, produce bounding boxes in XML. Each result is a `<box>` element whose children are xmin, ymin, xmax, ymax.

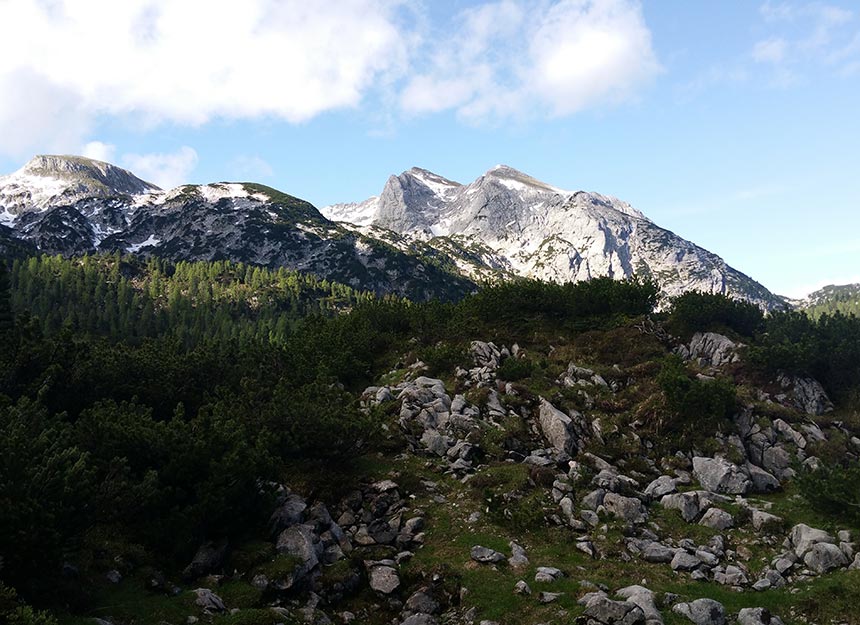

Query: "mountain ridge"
<box><xmin>322</xmin><ymin>164</ymin><xmax>784</xmax><ymax>309</ymax></box>
<box><xmin>1</xmin><ymin>155</ymin><xmax>785</xmax><ymax>308</ymax></box>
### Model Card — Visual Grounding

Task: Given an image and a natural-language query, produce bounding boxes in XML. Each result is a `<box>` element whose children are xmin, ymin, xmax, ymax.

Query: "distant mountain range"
<box><xmin>0</xmin><ymin>155</ymin><xmax>794</xmax><ymax>307</ymax></box>
<box><xmin>799</xmin><ymin>283</ymin><xmax>860</xmax><ymax>318</ymax></box>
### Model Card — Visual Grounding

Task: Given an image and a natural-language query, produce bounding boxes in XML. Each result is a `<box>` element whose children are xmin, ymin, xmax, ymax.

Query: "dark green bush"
<box><xmin>655</xmin><ymin>356</ymin><xmax>737</xmax><ymax>444</ymax></box>
<box><xmin>496</xmin><ymin>357</ymin><xmax>534</xmax><ymax>381</ymax></box>
<box><xmin>796</xmin><ymin>462</ymin><xmax>860</xmax><ymax>524</ymax></box>
<box><xmin>667</xmin><ymin>291</ymin><xmax>764</xmax><ymax>338</ymax></box>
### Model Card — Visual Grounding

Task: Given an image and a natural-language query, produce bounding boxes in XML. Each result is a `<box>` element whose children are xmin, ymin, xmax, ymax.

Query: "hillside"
<box><xmin>801</xmin><ymin>283</ymin><xmax>860</xmax><ymax>318</ymax></box>
<box><xmin>2</xmin><ymin>258</ymin><xmax>860</xmax><ymax>625</ymax></box>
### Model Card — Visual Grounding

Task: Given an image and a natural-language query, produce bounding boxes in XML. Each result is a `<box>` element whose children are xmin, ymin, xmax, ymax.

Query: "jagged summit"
<box><xmin>322</xmin><ymin>165</ymin><xmax>784</xmax><ymax>308</ymax></box>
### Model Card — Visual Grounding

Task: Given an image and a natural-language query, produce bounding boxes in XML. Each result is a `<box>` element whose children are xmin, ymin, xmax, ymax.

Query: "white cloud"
<box><xmin>81</xmin><ymin>141</ymin><xmax>116</xmax><ymax>163</ymax></box>
<box><xmin>400</xmin><ymin>0</ymin><xmax>660</xmax><ymax>121</ymax></box>
<box><xmin>122</xmin><ymin>146</ymin><xmax>199</xmax><ymax>189</ymax></box>
<box><xmin>753</xmin><ymin>2</ymin><xmax>859</xmax><ymax>77</ymax></box>
<box><xmin>0</xmin><ymin>0</ymin><xmax>413</xmax><ymax>157</ymax></box>
<box><xmin>752</xmin><ymin>37</ymin><xmax>788</xmax><ymax>63</ymax></box>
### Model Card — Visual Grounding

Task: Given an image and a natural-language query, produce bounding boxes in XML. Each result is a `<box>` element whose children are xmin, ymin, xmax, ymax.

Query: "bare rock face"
<box><xmin>322</xmin><ymin>165</ymin><xmax>785</xmax><ymax>308</ymax></box>
<box><xmin>677</xmin><ymin>332</ymin><xmax>741</xmax><ymax>368</ymax></box>
<box><xmin>777</xmin><ymin>374</ymin><xmax>834</xmax><ymax>415</ymax></box>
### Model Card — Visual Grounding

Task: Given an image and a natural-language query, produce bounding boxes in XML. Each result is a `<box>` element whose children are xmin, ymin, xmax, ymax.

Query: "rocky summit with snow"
<box><xmin>323</xmin><ymin>165</ymin><xmax>785</xmax><ymax>308</ymax></box>
<box><xmin>1</xmin><ymin>155</ymin><xmax>785</xmax><ymax>306</ymax></box>
<box><xmin>0</xmin><ymin>155</ymin><xmax>474</xmax><ymax>301</ymax></box>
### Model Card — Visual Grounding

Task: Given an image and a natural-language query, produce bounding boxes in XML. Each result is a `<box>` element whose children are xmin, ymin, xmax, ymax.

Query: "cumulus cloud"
<box><xmin>122</xmin><ymin>146</ymin><xmax>199</xmax><ymax>189</ymax></box>
<box><xmin>0</xmin><ymin>0</ymin><xmax>661</xmax><ymax>155</ymax></box>
<box><xmin>81</xmin><ymin>141</ymin><xmax>116</xmax><ymax>163</ymax></box>
<box><xmin>0</xmin><ymin>0</ymin><xmax>413</xmax><ymax>157</ymax></box>
<box><xmin>400</xmin><ymin>0</ymin><xmax>661</xmax><ymax>121</ymax></box>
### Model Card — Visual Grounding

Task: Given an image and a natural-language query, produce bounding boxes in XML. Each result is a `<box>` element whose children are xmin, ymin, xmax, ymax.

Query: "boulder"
<box><xmin>737</xmin><ymin>608</ymin><xmax>785</xmax><ymax>625</ymax></box>
<box><xmin>538</xmin><ymin>398</ymin><xmax>578</xmax><ymax>455</ymax></box>
<box><xmin>644</xmin><ymin>476</ymin><xmax>677</xmax><ymax>500</ymax></box>
<box><xmin>276</xmin><ymin>525</ymin><xmax>320</xmax><ymax>585</ymax></box>
<box><xmin>534</xmin><ymin>566</ymin><xmax>564</xmax><ymax>583</ymax></box>
<box><xmin>603</xmin><ymin>493</ymin><xmax>648</xmax><ymax>524</ymax></box>
<box><xmin>678</xmin><ymin>332</ymin><xmax>740</xmax><ymax>367</ymax></box>
<box><xmin>745</xmin><ymin>463</ymin><xmax>780</xmax><ymax>493</ymax></box>
<box><xmin>366</xmin><ymin>561</ymin><xmax>400</xmax><ymax>594</ymax></box>
<box><xmin>615</xmin><ymin>585</ymin><xmax>663</xmax><ymax>625</ymax></box>
<box><xmin>670</xmin><ymin>551</ymin><xmax>701</xmax><ymax>572</ymax></box>
<box><xmin>803</xmin><ymin>542</ymin><xmax>849</xmax><ymax>574</ymax></box>
<box><xmin>193</xmin><ymin>588</ymin><xmax>226</xmax><ymax>613</ymax></box>
<box><xmin>508</xmin><ymin>542</ymin><xmax>529</xmax><ymax>569</ymax></box>
<box><xmin>470</xmin><ymin>546</ymin><xmax>506</xmax><ymax>564</ymax></box>
<box><xmin>672</xmin><ymin>598</ymin><xmax>725</xmax><ymax>625</ymax></box>
<box><xmin>789</xmin><ymin>524</ymin><xmax>834</xmax><ymax>558</ymax></box>
<box><xmin>692</xmin><ymin>457</ymin><xmax>751</xmax><ymax>495</ymax></box>
<box><xmin>698</xmin><ymin>508</ymin><xmax>733</xmax><ymax>530</ymax></box>
<box><xmin>580</xmin><ymin>596</ymin><xmax>646</xmax><ymax>625</ymax></box>
<box><xmin>777</xmin><ymin>374</ymin><xmax>834</xmax><ymax>415</ymax></box>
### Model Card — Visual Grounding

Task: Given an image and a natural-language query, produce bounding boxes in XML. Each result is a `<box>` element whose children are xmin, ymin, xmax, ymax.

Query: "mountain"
<box><xmin>0</xmin><ymin>155</ymin><xmax>473</xmax><ymax>301</ymax></box>
<box><xmin>801</xmin><ymin>283</ymin><xmax>860</xmax><ymax>318</ymax></box>
<box><xmin>323</xmin><ymin>165</ymin><xmax>785</xmax><ymax>309</ymax></box>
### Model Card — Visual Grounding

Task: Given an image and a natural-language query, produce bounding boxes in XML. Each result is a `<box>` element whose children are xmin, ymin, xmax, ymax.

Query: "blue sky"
<box><xmin>0</xmin><ymin>0</ymin><xmax>858</xmax><ymax>297</ymax></box>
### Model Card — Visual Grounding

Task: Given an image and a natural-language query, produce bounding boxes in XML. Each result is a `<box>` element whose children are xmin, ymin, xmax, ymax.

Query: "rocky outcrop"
<box><xmin>676</xmin><ymin>333</ymin><xmax>741</xmax><ymax>368</ymax></box>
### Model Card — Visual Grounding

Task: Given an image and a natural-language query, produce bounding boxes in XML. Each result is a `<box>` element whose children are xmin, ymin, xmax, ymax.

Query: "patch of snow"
<box><xmin>127</xmin><ymin>234</ymin><xmax>161</xmax><ymax>253</ymax></box>
<box><xmin>197</xmin><ymin>183</ymin><xmax>253</xmax><ymax>203</ymax></box>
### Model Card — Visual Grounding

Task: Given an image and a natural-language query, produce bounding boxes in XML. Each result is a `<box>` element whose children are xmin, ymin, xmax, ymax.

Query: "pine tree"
<box><xmin>0</xmin><ymin>261</ymin><xmax>13</xmax><ymax>337</ymax></box>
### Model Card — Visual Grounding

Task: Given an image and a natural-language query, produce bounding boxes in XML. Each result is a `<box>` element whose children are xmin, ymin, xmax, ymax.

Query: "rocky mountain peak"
<box><xmin>21</xmin><ymin>155</ymin><xmax>160</xmax><ymax>195</ymax></box>
<box><xmin>1</xmin><ymin>155</ymin><xmax>160</xmax><ymax>221</ymax></box>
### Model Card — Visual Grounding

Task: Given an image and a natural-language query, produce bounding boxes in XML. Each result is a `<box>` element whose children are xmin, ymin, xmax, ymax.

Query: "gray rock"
<box><xmin>745</xmin><ymin>463</ymin><xmax>780</xmax><ymax>493</ymax></box>
<box><xmin>582</xmin><ymin>488</ymin><xmax>607</xmax><ymax>511</ymax></box>
<box><xmin>803</xmin><ymin>542</ymin><xmax>849</xmax><ymax>574</ymax></box>
<box><xmin>269</xmin><ymin>493</ymin><xmax>308</xmax><ymax>532</ymax></box>
<box><xmin>538</xmin><ymin>398</ymin><xmax>578</xmax><ymax>455</ymax></box>
<box><xmin>603</xmin><ymin>493</ymin><xmax>648</xmax><ymax>524</ymax></box>
<box><xmin>737</xmin><ymin>608</ymin><xmax>785</xmax><ymax>625</ymax></box>
<box><xmin>538</xmin><ymin>591</ymin><xmax>563</xmax><ymax>604</ymax></box>
<box><xmin>367</xmin><ymin>562</ymin><xmax>400</xmax><ymax>594</ymax></box>
<box><xmin>514</xmin><ymin>580</ymin><xmax>531</xmax><ymax>595</ymax></box>
<box><xmin>713</xmin><ymin>564</ymin><xmax>747</xmax><ymax>586</ymax></box>
<box><xmin>671</xmin><ymin>598</ymin><xmax>725</xmax><ymax>625</ymax></box>
<box><xmin>670</xmin><ymin>551</ymin><xmax>701</xmax><ymax>571</ymax></box>
<box><xmin>276</xmin><ymin>525</ymin><xmax>320</xmax><ymax>585</ymax></box>
<box><xmin>616</xmin><ymin>585</ymin><xmax>663</xmax><ymax>625</ymax></box>
<box><xmin>692</xmin><ymin>457</ymin><xmax>751</xmax><ymax>495</ymax></box>
<box><xmin>639</xmin><ymin>542</ymin><xmax>677</xmax><ymax>564</ymax></box>
<box><xmin>789</xmin><ymin>523</ymin><xmax>834</xmax><ymax>558</ymax></box>
<box><xmin>660</xmin><ymin>491</ymin><xmax>711</xmax><ymax>523</ymax></box>
<box><xmin>193</xmin><ymin>588</ymin><xmax>226</xmax><ymax>613</ymax></box>
<box><xmin>534</xmin><ymin>566</ymin><xmax>564</xmax><ymax>583</ymax></box>
<box><xmin>470</xmin><ymin>545</ymin><xmax>506</xmax><ymax>564</ymax></box>
<box><xmin>751</xmin><ymin>510</ymin><xmax>783</xmax><ymax>532</ymax></box>
<box><xmin>698</xmin><ymin>508</ymin><xmax>733</xmax><ymax>530</ymax></box>
<box><xmin>644</xmin><ymin>476</ymin><xmax>677</xmax><ymax>499</ymax></box>
<box><xmin>405</xmin><ymin>589</ymin><xmax>440</xmax><ymax>614</ymax></box>
<box><xmin>509</xmin><ymin>541</ymin><xmax>530</xmax><ymax>569</ymax></box>
<box><xmin>777</xmin><ymin>374</ymin><xmax>834</xmax><ymax>415</ymax></box>
<box><xmin>678</xmin><ymin>332</ymin><xmax>740</xmax><ymax>367</ymax></box>
<box><xmin>581</xmin><ymin>596</ymin><xmax>646</xmax><ymax>624</ymax></box>
<box><xmin>399</xmin><ymin>615</ymin><xmax>439</xmax><ymax>625</ymax></box>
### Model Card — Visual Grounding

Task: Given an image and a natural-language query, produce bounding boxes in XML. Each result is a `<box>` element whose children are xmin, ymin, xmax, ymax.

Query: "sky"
<box><xmin>0</xmin><ymin>0</ymin><xmax>858</xmax><ymax>298</ymax></box>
